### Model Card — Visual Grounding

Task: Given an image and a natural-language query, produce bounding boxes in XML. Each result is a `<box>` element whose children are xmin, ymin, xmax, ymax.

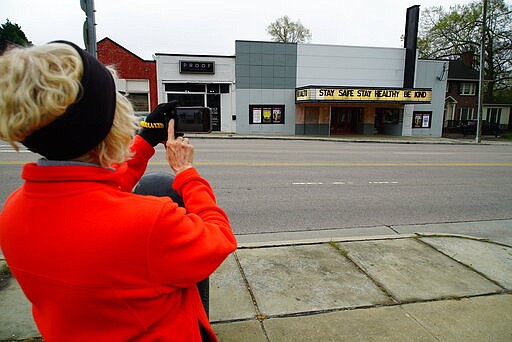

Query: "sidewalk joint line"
<box><xmin>232</xmin><ymin>292</ymin><xmax>511</xmax><ymax>322</ymax></box>
<box><xmin>386</xmin><ymin>225</ymin><xmax>400</xmax><ymax>234</ymax></box>
<box><xmin>327</xmin><ymin>241</ymin><xmax>399</xmax><ymax>303</ymax></box>
<box><xmin>415</xmin><ymin>232</ymin><xmax>512</xmax><ymax>249</ymax></box>
<box><xmin>232</xmin><ymin>252</ymin><xmax>271</xmax><ymax>342</ymax></box>
<box><xmin>237</xmin><ymin>235</ymin><xmax>414</xmax><ymax>249</ymax></box>
<box><xmin>398</xmin><ymin>305</ymin><xmax>441</xmax><ymax>342</ymax></box>
<box><xmin>415</xmin><ymin>237</ymin><xmax>510</xmax><ymax>291</ymax></box>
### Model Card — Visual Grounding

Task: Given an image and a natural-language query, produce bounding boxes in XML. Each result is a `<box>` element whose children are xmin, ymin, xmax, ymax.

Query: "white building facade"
<box><xmin>235</xmin><ymin>40</ymin><xmax>447</xmax><ymax>137</ymax></box>
<box><xmin>154</xmin><ymin>54</ymin><xmax>236</xmax><ymax>133</ymax></box>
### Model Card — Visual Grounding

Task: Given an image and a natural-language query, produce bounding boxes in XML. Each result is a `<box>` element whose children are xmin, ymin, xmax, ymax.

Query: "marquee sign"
<box><xmin>296</xmin><ymin>86</ymin><xmax>432</xmax><ymax>104</ymax></box>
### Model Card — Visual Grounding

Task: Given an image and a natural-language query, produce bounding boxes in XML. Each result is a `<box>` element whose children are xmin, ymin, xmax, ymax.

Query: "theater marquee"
<box><xmin>296</xmin><ymin>86</ymin><xmax>432</xmax><ymax>104</ymax></box>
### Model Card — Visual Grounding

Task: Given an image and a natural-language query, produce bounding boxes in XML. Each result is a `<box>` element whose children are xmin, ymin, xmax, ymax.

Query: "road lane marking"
<box><xmin>152</xmin><ymin>162</ymin><xmax>511</xmax><ymax>167</ymax></box>
<box><xmin>293</xmin><ymin>181</ymin><xmax>398</xmax><ymax>186</ymax></box>
<box><xmin>1</xmin><ymin>161</ymin><xmax>512</xmax><ymax>167</ymax></box>
<box><xmin>369</xmin><ymin>181</ymin><xmax>399</xmax><ymax>184</ymax></box>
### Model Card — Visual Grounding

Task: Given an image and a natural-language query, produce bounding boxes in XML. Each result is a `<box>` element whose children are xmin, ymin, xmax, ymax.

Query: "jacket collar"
<box><xmin>21</xmin><ymin>161</ymin><xmax>129</xmax><ymax>191</ymax></box>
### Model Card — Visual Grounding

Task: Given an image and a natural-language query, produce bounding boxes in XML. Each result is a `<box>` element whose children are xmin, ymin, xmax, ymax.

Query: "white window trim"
<box><xmin>460</xmin><ymin>82</ymin><xmax>476</xmax><ymax>96</ymax></box>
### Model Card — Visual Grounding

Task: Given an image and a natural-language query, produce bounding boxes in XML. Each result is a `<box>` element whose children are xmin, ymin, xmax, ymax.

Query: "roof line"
<box><xmin>97</xmin><ymin>37</ymin><xmax>155</xmax><ymax>63</ymax></box>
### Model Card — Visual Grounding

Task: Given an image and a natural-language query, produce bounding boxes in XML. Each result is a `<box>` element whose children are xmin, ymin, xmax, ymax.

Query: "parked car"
<box><xmin>461</xmin><ymin>120</ymin><xmax>499</xmax><ymax>137</ymax></box>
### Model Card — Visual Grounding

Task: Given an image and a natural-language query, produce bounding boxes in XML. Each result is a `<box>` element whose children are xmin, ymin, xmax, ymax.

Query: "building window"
<box><xmin>165</xmin><ymin>83</ymin><xmax>206</xmax><ymax>92</ymax></box>
<box><xmin>167</xmin><ymin>94</ymin><xmax>205</xmax><ymax>106</ymax></box>
<box><xmin>459</xmin><ymin>82</ymin><xmax>476</xmax><ymax>96</ymax></box>
<box><xmin>486</xmin><ymin>108</ymin><xmax>502</xmax><ymax>124</ymax></box>
<box><xmin>207</xmin><ymin>84</ymin><xmax>219</xmax><ymax>93</ymax></box>
<box><xmin>126</xmin><ymin>93</ymin><xmax>149</xmax><ymax>112</ymax></box>
<box><xmin>458</xmin><ymin>107</ymin><xmax>475</xmax><ymax>121</ymax></box>
<box><xmin>412</xmin><ymin>111</ymin><xmax>432</xmax><ymax>128</ymax></box>
<box><xmin>164</xmin><ymin>82</ymin><xmax>230</xmax><ymax>132</ymax></box>
<box><xmin>219</xmin><ymin>84</ymin><xmax>230</xmax><ymax>93</ymax></box>
<box><xmin>376</xmin><ymin>108</ymin><xmax>401</xmax><ymax>124</ymax></box>
<box><xmin>249</xmin><ymin>105</ymin><xmax>285</xmax><ymax>124</ymax></box>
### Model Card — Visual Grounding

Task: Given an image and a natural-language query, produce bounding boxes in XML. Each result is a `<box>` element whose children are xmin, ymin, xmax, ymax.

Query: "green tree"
<box><xmin>267</xmin><ymin>16</ymin><xmax>311</xmax><ymax>43</ymax></box>
<box><xmin>418</xmin><ymin>0</ymin><xmax>511</xmax><ymax>100</ymax></box>
<box><xmin>0</xmin><ymin>19</ymin><xmax>31</xmax><ymax>46</ymax></box>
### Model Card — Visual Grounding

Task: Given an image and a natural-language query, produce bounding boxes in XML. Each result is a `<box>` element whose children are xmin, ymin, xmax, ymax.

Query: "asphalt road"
<box><xmin>1</xmin><ymin>139</ymin><xmax>512</xmax><ymax>235</ymax></box>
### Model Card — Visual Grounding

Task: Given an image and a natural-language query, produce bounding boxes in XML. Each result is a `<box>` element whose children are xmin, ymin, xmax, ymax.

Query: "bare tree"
<box><xmin>267</xmin><ymin>16</ymin><xmax>311</xmax><ymax>43</ymax></box>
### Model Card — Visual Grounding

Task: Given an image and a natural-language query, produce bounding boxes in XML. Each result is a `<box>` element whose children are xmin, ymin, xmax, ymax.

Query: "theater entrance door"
<box><xmin>330</xmin><ymin>107</ymin><xmax>361</xmax><ymax>134</ymax></box>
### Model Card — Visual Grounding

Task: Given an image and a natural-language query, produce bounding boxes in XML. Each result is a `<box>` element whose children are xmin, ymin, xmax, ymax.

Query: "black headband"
<box><xmin>22</xmin><ymin>40</ymin><xmax>116</xmax><ymax>160</ymax></box>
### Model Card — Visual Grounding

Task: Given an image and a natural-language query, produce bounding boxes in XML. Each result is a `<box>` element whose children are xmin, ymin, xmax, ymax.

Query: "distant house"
<box><xmin>484</xmin><ymin>100</ymin><xmax>511</xmax><ymax>131</ymax></box>
<box><xmin>444</xmin><ymin>51</ymin><xmax>511</xmax><ymax>133</ymax></box>
<box><xmin>97</xmin><ymin>37</ymin><xmax>158</xmax><ymax>113</ymax></box>
<box><xmin>443</xmin><ymin>52</ymin><xmax>479</xmax><ymax>130</ymax></box>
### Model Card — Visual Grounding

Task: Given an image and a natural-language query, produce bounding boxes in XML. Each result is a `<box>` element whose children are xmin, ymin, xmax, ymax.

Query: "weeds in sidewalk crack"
<box><xmin>329</xmin><ymin>241</ymin><xmax>348</xmax><ymax>257</ymax></box>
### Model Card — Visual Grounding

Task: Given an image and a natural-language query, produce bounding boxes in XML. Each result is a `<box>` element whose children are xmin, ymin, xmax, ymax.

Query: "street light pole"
<box><xmin>80</xmin><ymin>0</ymin><xmax>97</xmax><ymax>57</ymax></box>
<box><xmin>476</xmin><ymin>0</ymin><xmax>487</xmax><ymax>144</ymax></box>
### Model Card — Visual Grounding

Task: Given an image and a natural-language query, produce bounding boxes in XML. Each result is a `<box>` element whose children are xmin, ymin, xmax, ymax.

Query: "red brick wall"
<box><xmin>447</xmin><ymin>80</ymin><xmax>478</xmax><ymax>111</ymax></box>
<box><xmin>97</xmin><ymin>38</ymin><xmax>158</xmax><ymax>110</ymax></box>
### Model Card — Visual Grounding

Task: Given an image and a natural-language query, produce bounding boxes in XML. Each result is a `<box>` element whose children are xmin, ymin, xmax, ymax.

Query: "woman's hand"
<box><xmin>138</xmin><ymin>101</ymin><xmax>178</xmax><ymax>147</ymax></box>
<box><xmin>165</xmin><ymin>119</ymin><xmax>194</xmax><ymax>175</ymax></box>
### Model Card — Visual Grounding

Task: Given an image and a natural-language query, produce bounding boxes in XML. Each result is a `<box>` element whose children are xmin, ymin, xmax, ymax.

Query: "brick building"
<box><xmin>443</xmin><ymin>52</ymin><xmax>511</xmax><ymax>134</ymax></box>
<box><xmin>97</xmin><ymin>37</ymin><xmax>157</xmax><ymax>113</ymax></box>
<box><xmin>443</xmin><ymin>52</ymin><xmax>480</xmax><ymax>130</ymax></box>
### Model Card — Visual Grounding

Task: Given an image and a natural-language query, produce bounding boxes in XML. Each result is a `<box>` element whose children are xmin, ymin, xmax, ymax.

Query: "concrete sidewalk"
<box><xmin>1</xmin><ymin>229</ymin><xmax>511</xmax><ymax>341</ymax></box>
<box><xmin>186</xmin><ymin>132</ymin><xmax>512</xmax><ymax>146</ymax></box>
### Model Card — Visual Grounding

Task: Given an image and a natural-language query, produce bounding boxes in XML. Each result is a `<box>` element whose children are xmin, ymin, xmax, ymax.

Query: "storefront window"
<box><xmin>219</xmin><ymin>84</ymin><xmax>230</xmax><ymax>93</ymax></box>
<box><xmin>126</xmin><ymin>93</ymin><xmax>149</xmax><ymax>112</ymax></box>
<box><xmin>164</xmin><ymin>82</ymin><xmax>230</xmax><ymax>131</ymax></box>
<box><xmin>376</xmin><ymin>108</ymin><xmax>401</xmax><ymax>124</ymax></box>
<box><xmin>167</xmin><ymin>94</ymin><xmax>205</xmax><ymax>106</ymax></box>
<box><xmin>207</xmin><ymin>84</ymin><xmax>219</xmax><ymax>93</ymax></box>
<box><xmin>165</xmin><ymin>83</ymin><xmax>205</xmax><ymax>92</ymax></box>
<box><xmin>249</xmin><ymin>105</ymin><xmax>285</xmax><ymax>124</ymax></box>
<box><xmin>412</xmin><ymin>111</ymin><xmax>432</xmax><ymax>128</ymax></box>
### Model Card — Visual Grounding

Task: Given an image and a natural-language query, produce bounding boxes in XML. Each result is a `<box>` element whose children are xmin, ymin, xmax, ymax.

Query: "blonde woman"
<box><xmin>0</xmin><ymin>41</ymin><xmax>236</xmax><ymax>341</ymax></box>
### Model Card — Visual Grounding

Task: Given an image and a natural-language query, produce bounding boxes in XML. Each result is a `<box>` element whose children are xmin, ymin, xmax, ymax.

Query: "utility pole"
<box><xmin>476</xmin><ymin>0</ymin><xmax>487</xmax><ymax>144</ymax></box>
<box><xmin>80</xmin><ymin>0</ymin><xmax>97</xmax><ymax>57</ymax></box>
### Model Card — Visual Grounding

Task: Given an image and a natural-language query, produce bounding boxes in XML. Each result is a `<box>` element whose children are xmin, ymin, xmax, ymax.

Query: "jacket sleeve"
<box><xmin>117</xmin><ymin>135</ymin><xmax>155</xmax><ymax>192</ymax></box>
<box><xmin>147</xmin><ymin>168</ymin><xmax>237</xmax><ymax>288</ymax></box>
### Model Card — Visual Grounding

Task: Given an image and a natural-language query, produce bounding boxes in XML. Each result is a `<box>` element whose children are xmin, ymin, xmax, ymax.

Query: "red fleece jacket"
<box><xmin>0</xmin><ymin>135</ymin><xmax>237</xmax><ymax>341</ymax></box>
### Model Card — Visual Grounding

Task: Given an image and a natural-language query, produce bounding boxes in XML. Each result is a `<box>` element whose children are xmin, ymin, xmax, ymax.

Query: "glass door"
<box><xmin>207</xmin><ymin>94</ymin><xmax>221</xmax><ymax>131</ymax></box>
<box><xmin>330</xmin><ymin>107</ymin><xmax>361</xmax><ymax>134</ymax></box>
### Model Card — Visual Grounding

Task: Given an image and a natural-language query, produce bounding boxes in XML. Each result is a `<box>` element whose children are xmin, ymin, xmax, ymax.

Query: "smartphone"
<box><xmin>174</xmin><ymin>107</ymin><xmax>212</xmax><ymax>133</ymax></box>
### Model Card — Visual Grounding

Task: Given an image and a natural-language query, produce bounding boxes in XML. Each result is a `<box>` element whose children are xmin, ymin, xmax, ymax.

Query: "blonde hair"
<box><xmin>0</xmin><ymin>43</ymin><xmax>138</xmax><ymax>168</ymax></box>
<box><xmin>80</xmin><ymin>90</ymin><xmax>138</xmax><ymax>167</ymax></box>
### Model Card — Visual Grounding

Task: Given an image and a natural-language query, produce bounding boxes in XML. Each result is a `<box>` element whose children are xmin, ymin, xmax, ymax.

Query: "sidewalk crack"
<box><xmin>415</xmin><ymin>237</ymin><xmax>508</xmax><ymax>291</ymax></box>
<box><xmin>328</xmin><ymin>241</ymin><xmax>399</xmax><ymax>303</ymax></box>
<box><xmin>399</xmin><ymin>305</ymin><xmax>441</xmax><ymax>342</ymax></box>
<box><xmin>232</xmin><ymin>251</ymin><xmax>271</xmax><ymax>342</ymax></box>
<box><xmin>386</xmin><ymin>225</ymin><xmax>400</xmax><ymax>234</ymax></box>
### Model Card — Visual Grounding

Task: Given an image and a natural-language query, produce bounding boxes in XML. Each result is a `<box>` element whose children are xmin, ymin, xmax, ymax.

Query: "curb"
<box><xmin>236</xmin><ymin>232</ymin><xmax>512</xmax><ymax>249</ymax></box>
<box><xmin>185</xmin><ymin>133</ymin><xmax>512</xmax><ymax>145</ymax></box>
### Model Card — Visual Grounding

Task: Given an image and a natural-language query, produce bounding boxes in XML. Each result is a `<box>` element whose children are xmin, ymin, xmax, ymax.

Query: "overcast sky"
<box><xmin>1</xmin><ymin>0</ymin><xmax>499</xmax><ymax>59</ymax></box>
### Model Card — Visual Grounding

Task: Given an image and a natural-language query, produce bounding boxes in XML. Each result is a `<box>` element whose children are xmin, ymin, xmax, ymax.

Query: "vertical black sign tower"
<box><xmin>403</xmin><ymin>5</ymin><xmax>420</xmax><ymax>89</ymax></box>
